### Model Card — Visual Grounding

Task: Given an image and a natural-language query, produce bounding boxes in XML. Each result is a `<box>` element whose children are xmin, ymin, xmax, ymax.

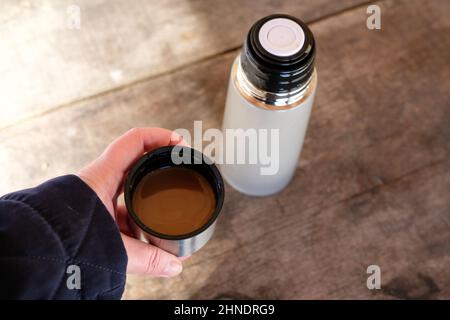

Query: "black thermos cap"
<box><xmin>240</xmin><ymin>14</ymin><xmax>316</xmax><ymax>93</ymax></box>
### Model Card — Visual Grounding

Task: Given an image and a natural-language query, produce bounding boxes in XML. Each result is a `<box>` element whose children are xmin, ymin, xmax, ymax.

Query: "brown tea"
<box><xmin>132</xmin><ymin>167</ymin><xmax>216</xmax><ymax>236</ymax></box>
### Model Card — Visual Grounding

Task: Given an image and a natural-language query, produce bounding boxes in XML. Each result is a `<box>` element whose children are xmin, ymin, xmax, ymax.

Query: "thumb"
<box><xmin>121</xmin><ymin>233</ymin><xmax>183</xmax><ymax>277</ymax></box>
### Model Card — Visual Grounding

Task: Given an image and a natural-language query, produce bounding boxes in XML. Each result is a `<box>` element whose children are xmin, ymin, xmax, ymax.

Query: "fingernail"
<box><xmin>164</xmin><ymin>260</ymin><xmax>182</xmax><ymax>276</ymax></box>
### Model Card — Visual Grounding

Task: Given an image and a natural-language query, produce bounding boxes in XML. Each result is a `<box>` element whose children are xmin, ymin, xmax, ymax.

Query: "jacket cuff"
<box><xmin>2</xmin><ymin>174</ymin><xmax>127</xmax><ymax>299</ymax></box>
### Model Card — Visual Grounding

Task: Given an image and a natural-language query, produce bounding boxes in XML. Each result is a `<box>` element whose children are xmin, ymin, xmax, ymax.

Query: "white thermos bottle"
<box><xmin>220</xmin><ymin>14</ymin><xmax>317</xmax><ymax>196</ymax></box>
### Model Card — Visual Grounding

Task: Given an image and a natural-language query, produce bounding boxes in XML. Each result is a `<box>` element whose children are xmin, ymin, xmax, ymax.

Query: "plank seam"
<box><xmin>0</xmin><ymin>0</ymin><xmax>381</xmax><ymax>131</ymax></box>
<box><xmin>187</xmin><ymin>156</ymin><xmax>450</xmax><ymax>268</ymax></box>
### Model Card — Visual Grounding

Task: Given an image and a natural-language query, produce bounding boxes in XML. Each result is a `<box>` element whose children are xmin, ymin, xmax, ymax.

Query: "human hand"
<box><xmin>77</xmin><ymin>128</ymin><xmax>185</xmax><ymax>277</ymax></box>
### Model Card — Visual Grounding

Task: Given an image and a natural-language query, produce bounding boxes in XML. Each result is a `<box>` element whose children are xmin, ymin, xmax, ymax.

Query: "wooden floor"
<box><xmin>1</xmin><ymin>0</ymin><xmax>449</xmax><ymax>299</ymax></box>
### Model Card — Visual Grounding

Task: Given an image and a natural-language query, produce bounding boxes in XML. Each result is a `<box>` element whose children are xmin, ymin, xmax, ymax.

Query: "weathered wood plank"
<box><xmin>0</xmin><ymin>0</ymin><xmax>449</xmax><ymax>299</ymax></box>
<box><xmin>0</xmin><ymin>0</ymin><xmax>367</xmax><ymax>127</ymax></box>
<box><xmin>125</xmin><ymin>158</ymin><xmax>450</xmax><ymax>299</ymax></box>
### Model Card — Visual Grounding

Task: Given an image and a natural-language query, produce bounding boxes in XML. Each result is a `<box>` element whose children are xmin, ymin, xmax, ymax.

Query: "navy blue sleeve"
<box><xmin>0</xmin><ymin>175</ymin><xmax>127</xmax><ymax>299</ymax></box>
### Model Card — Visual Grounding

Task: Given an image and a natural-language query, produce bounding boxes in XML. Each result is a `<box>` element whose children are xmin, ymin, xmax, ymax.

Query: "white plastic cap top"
<box><xmin>258</xmin><ymin>18</ymin><xmax>305</xmax><ymax>57</ymax></box>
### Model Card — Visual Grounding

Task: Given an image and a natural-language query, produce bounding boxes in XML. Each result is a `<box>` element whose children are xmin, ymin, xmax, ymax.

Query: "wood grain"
<box><xmin>0</xmin><ymin>0</ymin><xmax>367</xmax><ymax>127</ymax></box>
<box><xmin>0</xmin><ymin>0</ymin><xmax>449</xmax><ymax>299</ymax></box>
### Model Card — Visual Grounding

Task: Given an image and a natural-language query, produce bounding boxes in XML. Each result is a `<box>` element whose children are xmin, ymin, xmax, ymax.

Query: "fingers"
<box><xmin>102</xmin><ymin>128</ymin><xmax>182</xmax><ymax>196</ymax></box>
<box><xmin>121</xmin><ymin>233</ymin><xmax>183</xmax><ymax>277</ymax></box>
<box><xmin>79</xmin><ymin>128</ymin><xmax>184</xmax><ymax>206</ymax></box>
<box><xmin>78</xmin><ymin>127</ymin><xmax>188</xmax><ymax>278</ymax></box>
<box><xmin>179</xmin><ymin>255</ymin><xmax>191</xmax><ymax>261</ymax></box>
<box><xmin>103</xmin><ymin>127</ymin><xmax>183</xmax><ymax>179</ymax></box>
<box><xmin>115</xmin><ymin>204</ymin><xmax>133</xmax><ymax>236</ymax></box>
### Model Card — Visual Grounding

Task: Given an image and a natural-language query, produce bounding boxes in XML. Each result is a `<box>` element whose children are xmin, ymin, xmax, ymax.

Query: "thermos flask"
<box><xmin>220</xmin><ymin>14</ymin><xmax>317</xmax><ymax>196</ymax></box>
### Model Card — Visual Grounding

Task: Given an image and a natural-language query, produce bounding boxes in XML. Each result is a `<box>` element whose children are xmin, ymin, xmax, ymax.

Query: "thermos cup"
<box><xmin>124</xmin><ymin>146</ymin><xmax>225</xmax><ymax>257</ymax></box>
<box><xmin>221</xmin><ymin>14</ymin><xmax>317</xmax><ymax>196</ymax></box>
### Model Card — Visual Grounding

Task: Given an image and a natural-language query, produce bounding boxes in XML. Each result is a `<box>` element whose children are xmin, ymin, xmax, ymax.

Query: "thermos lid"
<box><xmin>258</xmin><ymin>17</ymin><xmax>305</xmax><ymax>57</ymax></box>
<box><xmin>241</xmin><ymin>14</ymin><xmax>315</xmax><ymax>93</ymax></box>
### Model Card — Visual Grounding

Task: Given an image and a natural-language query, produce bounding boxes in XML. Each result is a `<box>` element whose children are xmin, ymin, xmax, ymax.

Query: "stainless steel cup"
<box><xmin>124</xmin><ymin>146</ymin><xmax>225</xmax><ymax>257</ymax></box>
